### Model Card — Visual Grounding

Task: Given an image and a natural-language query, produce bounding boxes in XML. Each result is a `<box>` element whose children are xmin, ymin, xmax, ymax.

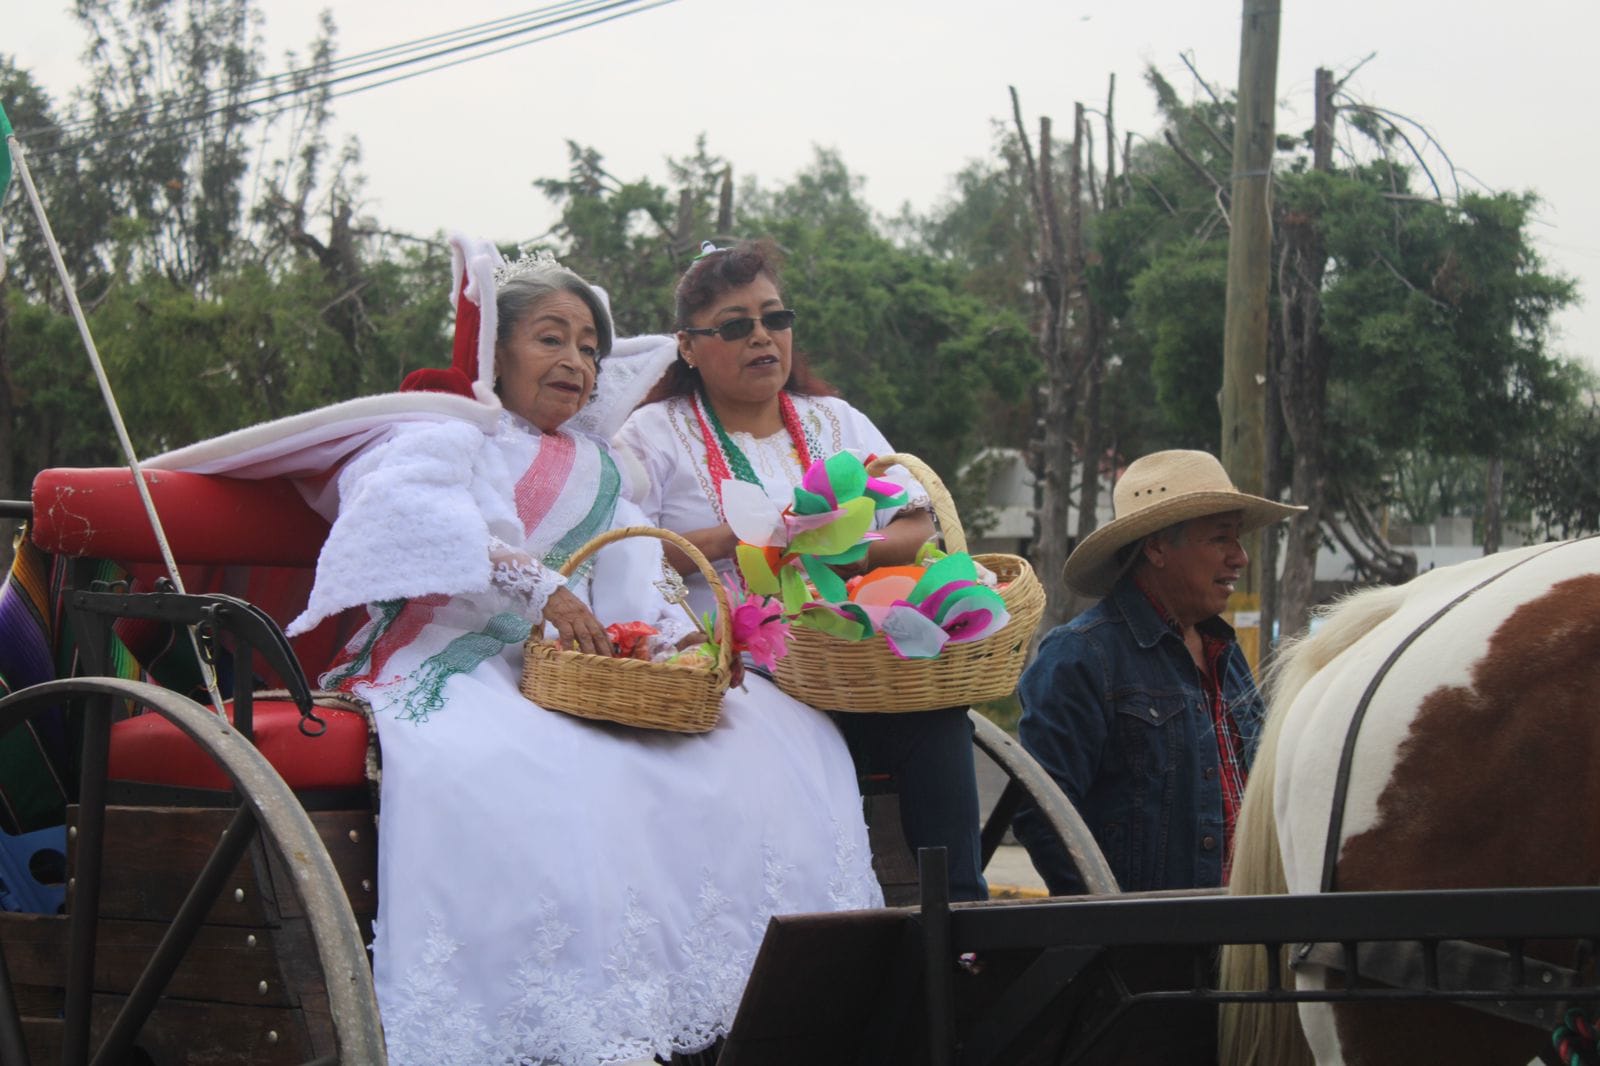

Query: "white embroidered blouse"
<box><xmin>616</xmin><ymin>392</ymin><xmax>930</xmax><ymax>615</ymax></box>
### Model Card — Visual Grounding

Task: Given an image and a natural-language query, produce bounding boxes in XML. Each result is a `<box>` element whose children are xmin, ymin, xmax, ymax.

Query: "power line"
<box><xmin>32</xmin><ymin>0</ymin><xmax>606</xmax><ymax>141</ymax></box>
<box><xmin>23</xmin><ymin>0</ymin><xmax>670</xmax><ymax>157</ymax></box>
<box><xmin>315</xmin><ymin>0</ymin><xmax>680</xmax><ymax>104</ymax></box>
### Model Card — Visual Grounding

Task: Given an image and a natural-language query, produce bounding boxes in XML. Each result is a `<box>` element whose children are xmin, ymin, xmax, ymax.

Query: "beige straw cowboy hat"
<box><xmin>1064</xmin><ymin>449</ymin><xmax>1305</xmax><ymax>597</ymax></box>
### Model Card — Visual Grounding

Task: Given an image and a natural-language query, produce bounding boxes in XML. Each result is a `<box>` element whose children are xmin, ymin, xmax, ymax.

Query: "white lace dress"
<box><xmin>292</xmin><ymin>412</ymin><xmax>881</xmax><ymax>1066</ymax></box>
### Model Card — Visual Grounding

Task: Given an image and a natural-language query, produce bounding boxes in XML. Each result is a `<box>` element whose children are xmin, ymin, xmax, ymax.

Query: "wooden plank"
<box><xmin>268</xmin><ymin>912</ymin><xmax>375</xmax><ymax>1058</ymax></box>
<box><xmin>22</xmin><ymin>1016</ymin><xmax>61</xmax><ymax>1065</ymax></box>
<box><xmin>267</xmin><ymin>808</ymin><xmax>378</xmax><ymax>919</ymax></box>
<box><xmin>23</xmin><ymin>998</ymin><xmax>315</xmax><ymax>1065</ymax></box>
<box><xmin>0</xmin><ymin>913</ymin><xmax>67</xmax><ymax>994</ymax></box>
<box><xmin>69</xmin><ymin>806</ymin><xmax>279</xmax><ymax>926</ymax></box>
<box><xmin>90</xmin><ymin>994</ymin><xmax>315</xmax><ymax>1065</ymax></box>
<box><xmin>8</xmin><ymin>805</ymin><xmax>377</xmax><ymax>1061</ymax></box>
<box><xmin>3</xmin><ymin>914</ymin><xmax>306</xmax><ymax>1007</ymax></box>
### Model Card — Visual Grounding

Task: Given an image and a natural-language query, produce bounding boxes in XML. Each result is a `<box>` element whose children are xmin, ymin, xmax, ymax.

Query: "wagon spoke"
<box><xmin>979</xmin><ymin>780</ymin><xmax>1024</xmax><ymax>869</ymax></box>
<box><xmin>89</xmin><ymin>804</ymin><xmax>261</xmax><ymax>1066</ymax></box>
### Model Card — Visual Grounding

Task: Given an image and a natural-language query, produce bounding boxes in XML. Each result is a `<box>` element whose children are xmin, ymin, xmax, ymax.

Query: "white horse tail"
<box><xmin>1217</xmin><ymin>583</ymin><xmax>1413</xmax><ymax>1066</ymax></box>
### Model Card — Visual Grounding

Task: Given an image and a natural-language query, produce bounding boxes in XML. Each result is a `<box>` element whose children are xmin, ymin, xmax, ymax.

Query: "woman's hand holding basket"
<box><xmin>542</xmin><ymin>586</ymin><xmax>614</xmax><ymax>656</ymax></box>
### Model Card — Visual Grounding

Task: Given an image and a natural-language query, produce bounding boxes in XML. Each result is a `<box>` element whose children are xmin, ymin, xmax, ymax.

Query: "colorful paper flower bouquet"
<box><xmin>721</xmin><ymin>452</ymin><xmax>1012</xmax><ymax>660</ymax></box>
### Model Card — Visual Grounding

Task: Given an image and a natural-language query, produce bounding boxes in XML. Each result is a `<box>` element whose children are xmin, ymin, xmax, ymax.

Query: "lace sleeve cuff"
<box><xmin>488</xmin><ymin>538</ymin><xmax>567</xmax><ymax>620</ymax></box>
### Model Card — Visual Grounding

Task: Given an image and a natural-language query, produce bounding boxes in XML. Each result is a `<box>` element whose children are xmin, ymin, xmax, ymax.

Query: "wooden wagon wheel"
<box><xmin>0</xmin><ymin>677</ymin><xmax>384</xmax><ymax>1066</ymax></box>
<box><xmin>968</xmin><ymin>710</ymin><xmax>1119</xmax><ymax>896</ymax></box>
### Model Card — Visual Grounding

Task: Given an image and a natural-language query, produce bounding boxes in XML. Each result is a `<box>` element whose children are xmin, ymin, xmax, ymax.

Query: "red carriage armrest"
<box><xmin>30</xmin><ymin>468</ymin><xmax>329</xmax><ymax>566</ymax></box>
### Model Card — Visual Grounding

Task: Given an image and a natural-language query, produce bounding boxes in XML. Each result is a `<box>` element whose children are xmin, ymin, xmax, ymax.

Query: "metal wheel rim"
<box><xmin>0</xmin><ymin>677</ymin><xmax>385</xmax><ymax>1065</ymax></box>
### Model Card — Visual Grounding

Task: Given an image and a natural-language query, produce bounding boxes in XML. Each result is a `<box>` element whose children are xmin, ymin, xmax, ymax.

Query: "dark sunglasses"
<box><xmin>682</xmin><ymin>308</ymin><xmax>797</xmax><ymax>342</ymax></box>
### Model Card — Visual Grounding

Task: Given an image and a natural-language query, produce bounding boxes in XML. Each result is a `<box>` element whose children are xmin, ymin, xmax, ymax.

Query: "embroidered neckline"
<box><xmin>691</xmin><ymin>390</ymin><xmax>813</xmax><ymax>519</ymax></box>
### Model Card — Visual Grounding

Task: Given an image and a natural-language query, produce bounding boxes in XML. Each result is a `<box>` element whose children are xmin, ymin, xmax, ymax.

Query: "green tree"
<box><xmin>1048</xmin><ymin>65</ymin><xmax>1582</xmax><ymax>631</ymax></box>
<box><xmin>743</xmin><ymin>150</ymin><xmax>1036</xmax><ymax>485</ymax></box>
<box><xmin>916</xmin><ymin>133</ymin><xmax>1036</xmax><ymax>311</ymax></box>
<box><xmin>530</xmin><ymin>142</ymin><xmax>1037</xmax><ymax>495</ymax></box>
<box><xmin>1510</xmin><ymin>376</ymin><xmax>1600</xmax><ymax>539</ymax></box>
<box><xmin>70</xmin><ymin>0</ymin><xmax>265</xmax><ymax>289</ymax></box>
<box><xmin>1</xmin><ymin>2</ymin><xmax>440</xmax><ymax>497</ymax></box>
<box><xmin>535</xmin><ymin>138</ymin><xmax>731</xmax><ymax>335</ymax></box>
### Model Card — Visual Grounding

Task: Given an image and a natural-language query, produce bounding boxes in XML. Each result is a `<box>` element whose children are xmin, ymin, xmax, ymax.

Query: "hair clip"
<box><xmin>692</xmin><ymin>240</ymin><xmax>724</xmax><ymax>261</ymax></box>
<box><xmin>494</xmin><ymin>248</ymin><xmax>565</xmax><ymax>286</ymax></box>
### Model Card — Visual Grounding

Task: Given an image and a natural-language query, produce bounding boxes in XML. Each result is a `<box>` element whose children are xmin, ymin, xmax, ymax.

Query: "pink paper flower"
<box><xmin>725</xmin><ymin>581</ymin><xmax>792</xmax><ymax>670</ymax></box>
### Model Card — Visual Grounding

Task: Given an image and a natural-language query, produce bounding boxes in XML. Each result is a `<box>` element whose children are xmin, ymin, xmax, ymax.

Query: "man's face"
<box><xmin>1143</xmin><ymin>511</ymin><xmax>1248</xmax><ymax>626</ymax></box>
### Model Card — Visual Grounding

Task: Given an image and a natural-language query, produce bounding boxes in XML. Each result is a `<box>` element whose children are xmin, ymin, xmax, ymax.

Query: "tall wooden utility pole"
<box><xmin>1220</xmin><ymin>0</ymin><xmax>1280</xmax><ymax>663</ymax></box>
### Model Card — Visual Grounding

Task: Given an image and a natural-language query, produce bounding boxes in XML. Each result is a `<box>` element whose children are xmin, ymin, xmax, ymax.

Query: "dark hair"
<box><xmin>1116</xmin><ymin>522</ymin><xmax>1189</xmax><ymax>576</ymax></box>
<box><xmin>642</xmin><ymin>238</ymin><xmax>835</xmax><ymax>405</ymax></box>
<box><xmin>495</xmin><ymin>263</ymin><xmax>614</xmax><ymax>361</ymax></box>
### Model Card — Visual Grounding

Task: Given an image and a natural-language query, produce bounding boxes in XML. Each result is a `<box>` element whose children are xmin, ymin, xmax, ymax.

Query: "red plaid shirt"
<box><xmin>1138</xmin><ymin>585</ymin><xmax>1249</xmax><ymax>879</ymax></box>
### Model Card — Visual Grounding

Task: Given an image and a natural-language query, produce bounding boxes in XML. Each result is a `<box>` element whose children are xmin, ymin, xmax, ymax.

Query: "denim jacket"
<box><xmin>1013</xmin><ymin>576</ymin><xmax>1265</xmax><ymax>895</ymax></box>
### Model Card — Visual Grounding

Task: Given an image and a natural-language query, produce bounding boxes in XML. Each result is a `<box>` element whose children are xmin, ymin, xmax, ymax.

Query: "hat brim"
<box><xmin>1063</xmin><ymin>491</ymin><xmax>1306</xmax><ymax>598</ymax></box>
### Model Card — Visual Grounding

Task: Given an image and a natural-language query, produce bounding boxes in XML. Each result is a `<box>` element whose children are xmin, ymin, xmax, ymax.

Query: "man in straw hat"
<box><xmin>1012</xmin><ymin>449</ymin><xmax>1304</xmax><ymax>896</ymax></box>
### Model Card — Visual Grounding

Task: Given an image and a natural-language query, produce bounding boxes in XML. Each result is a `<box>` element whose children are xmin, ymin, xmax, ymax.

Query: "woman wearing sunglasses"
<box><xmin>617</xmin><ymin>239</ymin><xmax>989</xmax><ymax>903</ymax></box>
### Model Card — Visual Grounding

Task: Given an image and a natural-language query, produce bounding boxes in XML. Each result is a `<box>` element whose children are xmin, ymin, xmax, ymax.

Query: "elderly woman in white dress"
<box><xmin>283</xmin><ymin>238</ymin><xmax>880</xmax><ymax>1066</ymax></box>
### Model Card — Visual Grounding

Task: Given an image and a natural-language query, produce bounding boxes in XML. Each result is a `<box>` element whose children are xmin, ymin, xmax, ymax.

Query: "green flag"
<box><xmin>0</xmin><ymin>101</ymin><xmax>11</xmax><ymax>200</ymax></box>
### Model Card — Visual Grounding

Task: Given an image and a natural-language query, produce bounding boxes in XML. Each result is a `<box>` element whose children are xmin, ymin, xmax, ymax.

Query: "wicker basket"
<box><xmin>773</xmin><ymin>453</ymin><xmax>1045</xmax><ymax>712</ymax></box>
<box><xmin>520</xmin><ymin>526</ymin><xmax>732</xmax><ymax>733</ymax></box>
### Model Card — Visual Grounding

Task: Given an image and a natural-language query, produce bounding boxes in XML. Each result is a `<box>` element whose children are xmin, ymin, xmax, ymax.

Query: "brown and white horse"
<box><xmin>1220</xmin><ymin>537</ymin><xmax>1600</xmax><ymax>1066</ymax></box>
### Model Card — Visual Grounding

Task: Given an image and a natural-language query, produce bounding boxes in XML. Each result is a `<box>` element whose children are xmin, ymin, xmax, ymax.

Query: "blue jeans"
<box><xmin>832</xmin><ymin>706</ymin><xmax>989</xmax><ymax>902</ymax></box>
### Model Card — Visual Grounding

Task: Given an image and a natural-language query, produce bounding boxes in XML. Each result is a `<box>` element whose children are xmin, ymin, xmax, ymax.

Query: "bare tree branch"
<box><xmin>1338</xmin><ymin>101</ymin><xmax>1458</xmax><ymax>200</ymax></box>
<box><xmin>1371</xmin><ymin>252</ymin><xmax>1449</xmax><ymax>310</ymax></box>
<box><xmin>1176</xmin><ymin>51</ymin><xmax>1235</xmax><ymax>158</ymax></box>
<box><xmin>1039</xmin><ymin>116</ymin><xmax>1068</xmax><ymax>276</ymax></box>
<box><xmin>354</xmin><ymin>227</ymin><xmax>445</xmax><ymax>249</ymax></box>
<box><xmin>1163</xmin><ymin>130</ymin><xmax>1230</xmax><ymax>207</ymax></box>
<box><xmin>1332</xmin><ymin>51</ymin><xmax>1377</xmax><ymax>92</ymax></box>
<box><xmin>1179</xmin><ymin>50</ymin><xmax>1224</xmax><ymax>107</ymax></box>
<box><xmin>1083</xmin><ymin>115</ymin><xmax>1100</xmax><ymax>214</ymax></box>
<box><xmin>1135</xmin><ymin>173</ymin><xmax>1179</xmax><ymax>216</ymax></box>
<box><xmin>319</xmin><ymin>279</ymin><xmax>372</xmax><ymax>315</ymax></box>
<box><xmin>1325</xmin><ymin>485</ymin><xmax>1417</xmax><ymax>584</ymax></box>
<box><xmin>1009</xmin><ymin>85</ymin><xmax>1042</xmax><ymax>219</ymax></box>
<box><xmin>1103</xmin><ymin>73</ymin><xmax>1118</xmax><ymax>210</ymax></box>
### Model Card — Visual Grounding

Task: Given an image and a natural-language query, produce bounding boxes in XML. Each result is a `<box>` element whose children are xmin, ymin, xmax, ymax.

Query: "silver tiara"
<box><xmin>493</xmin><ymin>248</ymin><xmax>565</xmax><ymax>286</ymax></box>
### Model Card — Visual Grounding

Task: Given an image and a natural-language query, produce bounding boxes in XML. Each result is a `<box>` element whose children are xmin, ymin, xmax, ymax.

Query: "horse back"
<box><xmin>1276</xmin><ymin>539</ymin><xmax>1600</xmax><ymax>1064</ymax></box>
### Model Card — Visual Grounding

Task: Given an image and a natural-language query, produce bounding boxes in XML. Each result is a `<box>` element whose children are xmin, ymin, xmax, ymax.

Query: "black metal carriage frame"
<box><xmin>723</xmin><ymin>849</ymin><xmax>1600</xmax><ymax>1065</ymax></box>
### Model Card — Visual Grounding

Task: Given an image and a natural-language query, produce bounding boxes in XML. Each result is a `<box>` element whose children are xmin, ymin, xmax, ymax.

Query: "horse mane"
<box><xmin>1217</xmin><ymin>581</ymin><xmax>1414</xmax><ymax>1066</ymax></box>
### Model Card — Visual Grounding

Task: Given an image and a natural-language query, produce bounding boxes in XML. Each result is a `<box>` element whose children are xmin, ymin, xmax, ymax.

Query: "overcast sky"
<box><xmin>14</xmin><ymin>0</ymin><xmax>1599</xmax><ymax>369</ymax></box>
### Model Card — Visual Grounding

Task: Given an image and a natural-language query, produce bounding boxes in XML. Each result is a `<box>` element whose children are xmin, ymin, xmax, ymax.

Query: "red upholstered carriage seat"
<box><xmin>107</xmin><ymin>703</ymin><xmax>371</xmax><ymax>793</ymax></box>
<box><xmin>30</xmin><ymin>468</ymin><xmax>370</xmax><ymax>793</ymax></box>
